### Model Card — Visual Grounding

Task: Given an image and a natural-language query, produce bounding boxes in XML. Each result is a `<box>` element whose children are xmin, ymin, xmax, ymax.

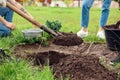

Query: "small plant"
<box><xmin>46</xmin><ymin>20</ymin><xmax>62</xmax><ymax>32</ymax></box>
<box><xmin>45</xmin><ymin>20</ymin><xmax>62</xmax><ymax>39</ymax></box>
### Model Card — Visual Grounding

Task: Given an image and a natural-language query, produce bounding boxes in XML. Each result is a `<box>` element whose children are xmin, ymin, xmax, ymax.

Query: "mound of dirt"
<box><xmin>26</xmin><ymin>51</ymin><xmax>118</xmax><ymax>80</ymax></box>
<box><xmin>52</xmin><ymin>55</ymin><xmax>117</xmax><ymax>80</ymax></box>
<box><xmin>53</xmin><ymin>32</ymin><xmax>83</xmax><ymax>46</ymax></box>
<box><xmin>104</xmin><ymin>20</ymin><xmax>120</xmax><ymax>29</ymax></box>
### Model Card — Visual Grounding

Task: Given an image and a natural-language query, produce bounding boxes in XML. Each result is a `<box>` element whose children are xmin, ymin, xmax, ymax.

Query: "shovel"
<box><xmin>6</xmin><ymin>2</ymin><xmax>59</xmax><ymax>37</ymax></box>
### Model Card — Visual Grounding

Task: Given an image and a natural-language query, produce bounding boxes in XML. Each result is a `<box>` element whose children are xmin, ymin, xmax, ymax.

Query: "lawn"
<box><xmin>0</xmin><ymin>6</ymin><xmax>120</xmax><ymax>80</ymax></box>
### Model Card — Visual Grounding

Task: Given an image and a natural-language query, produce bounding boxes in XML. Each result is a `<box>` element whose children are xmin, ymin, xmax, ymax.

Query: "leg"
<box><xmin>0</xmin><ymin>7</ymin><xmax>14</xmax><ymax>22</ymax></box>
<box><xmin>0</xmin><ymin>22</ymin><xmax>11</xmax><ymax>37</ymax></box>
<box><xmin>97</xmin><ymin>0</ymin><xmax>111</xmax><ymax>39</ymax></box>
<box><xmin>81</xmin><ymin>0</ymin><xmax>94</xmax><ymax>28</ymax></box>
<box><xmin>100</xmin><ymin>0</ymin><xmax>111</xmax><ymax>27</ymax></box>
<box><xmin>77</xmin><ymin>0</ymin><xmax>94</xmax><ymax>38</ymax></box>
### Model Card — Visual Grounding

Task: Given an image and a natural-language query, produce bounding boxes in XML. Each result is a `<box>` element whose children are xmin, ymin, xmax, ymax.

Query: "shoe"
<box><xmin>77</xmin><ymin>30</ymin><xmax>88</xmax><ymax>38</ymax></box>
<box><xmin>97</xmin><ymin>30</ymin><xmax>105</xmax><ymax>39</ymax></box>
<box><xmin>111</xmin><ymin>54</ymin><xmax>120</xmax><ymax>63</ymax></box>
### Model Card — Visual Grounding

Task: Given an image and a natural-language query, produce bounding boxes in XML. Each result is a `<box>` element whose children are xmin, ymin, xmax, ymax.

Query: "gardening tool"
<box><xmin>6</xmin><ymin>2</ymin><xmax>59</xmax><ymax>37</ymax></box>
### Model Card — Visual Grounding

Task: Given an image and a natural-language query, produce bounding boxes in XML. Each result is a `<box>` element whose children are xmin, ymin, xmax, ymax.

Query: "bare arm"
<box><xmin>0</xmin><ymin>16</ymin><xmax>15</xmax><ymax>30</ymax></box>
<box><xmin>0</xmin><ymin>16</ymin><xmax>8</xmax><ymax>25</ymax></box>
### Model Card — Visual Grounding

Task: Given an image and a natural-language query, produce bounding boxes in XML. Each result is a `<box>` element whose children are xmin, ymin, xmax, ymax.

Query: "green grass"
<box><xmin>0</xmin><ymin>6</ymin><xmax>120</xmax><ymax>80</ymax></box>
<box><xmin>0</xmin><ymin>59</ymin><xmax>54</xmax><ymax>80</ymax></box>
<box><xmin>13</xmin><ymin>7</ymin><xmax>120</xmax><ymax>42</ymax></box>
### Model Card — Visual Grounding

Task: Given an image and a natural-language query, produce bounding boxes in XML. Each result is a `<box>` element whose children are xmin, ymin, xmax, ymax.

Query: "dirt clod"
<box><xmin>53</xmin><ymin>32</ymin><xmax>83</xmax><ymax>46</ymax></box>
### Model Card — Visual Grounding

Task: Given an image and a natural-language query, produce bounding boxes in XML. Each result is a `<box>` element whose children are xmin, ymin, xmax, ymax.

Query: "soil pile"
<box><xmin>53</xmin><ymin>32</ymin><xmax>83</xmax><ymax>46</ymax></box>
<box><xmin>104</xmin><ymin>20</ymin><xmax>120</xmax><ymax>29</ymax></box>
<box><xmin>26</xmin><ymin>51</ymin><xmax>118</xmax><ymax>80</ymax></box>
<box><xmin>52</xmin><ymin>55</ymin><xmax>118</xmax><ymax>80</ymax></box>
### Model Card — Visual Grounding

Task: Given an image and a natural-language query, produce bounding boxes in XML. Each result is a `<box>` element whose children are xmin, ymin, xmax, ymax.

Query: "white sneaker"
<box><xmin>77</xmin><ymin>30</ymin><xmax>88</xmax><ymax>38</ymax></box>
<box><xmin>97</xmin><ymin>30</ymin><xmax>105</xmax><ymax>39</ymax></box>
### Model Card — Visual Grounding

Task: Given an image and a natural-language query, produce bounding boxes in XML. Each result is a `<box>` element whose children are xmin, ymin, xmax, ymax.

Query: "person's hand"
<box><xmin>0</xmin><ymin>0</ymin><xmax>6</xmax><ymax>7</ymax></box>
<box><xmin>6</xmin><ymin>22</ymin><xmax>16</xmax><ymax>30</ymax></box>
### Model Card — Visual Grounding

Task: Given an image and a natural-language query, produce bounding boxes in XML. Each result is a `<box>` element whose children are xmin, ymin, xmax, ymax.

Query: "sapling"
<box><xmin>46</xmin><ymin>20</ymin><xmax>62</xmax><ymax>32</ymax></box>
<box><xmin>45</xmin><ymin>20</ymin><xmax>62</xmax><ymax>39</ymax></box>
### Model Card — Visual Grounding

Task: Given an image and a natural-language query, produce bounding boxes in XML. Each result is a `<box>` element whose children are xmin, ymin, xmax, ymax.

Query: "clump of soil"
<box><xmin>53</xmin><ymin>32</ymin><xmax>83</xmax><ymax>46</ymax></box>
<box><xmin>52</xmin><ymin>55</ymin><xmax>118</xmax><ymax>80</ymax></box>
<box><xmin>104</xmin><ymin>20</ymin><xmax>120</xmax><ymax>29</ymax></box>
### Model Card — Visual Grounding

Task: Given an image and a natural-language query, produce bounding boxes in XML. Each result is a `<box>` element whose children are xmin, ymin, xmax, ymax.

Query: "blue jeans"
<box><xmin>0</xmin><ymin>7</ymin><xmax>14</xmax><ymax>37</ymax></box>
<box><xmin>0</xmin><ymin>22</ymin><xmax>11</xmax><ymax>37</ymax></box>
<box><xmin>81</xmin><ymin>0</ymin><xmax>111</xmax><ymax>28</ymax></box>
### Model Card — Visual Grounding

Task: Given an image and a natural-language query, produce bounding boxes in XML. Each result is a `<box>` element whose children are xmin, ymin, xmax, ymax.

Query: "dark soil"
<box><xmin>104</xmin><ymin>24</ymin><xmax>117</xmax><ymax>29</ymax></box>
<box><xmin>53</xmin><ymin>32</ymin><xmax>83</xmax><ymax>46</ymax></box>
<box><xmin>52</xmin><ymin>55</ymin><xmax>117</xmax><ymax>80</ymax></box>
<box><xmin>27</xmin><ymin>51</ymin><xmax>69</xmax><ymax>65</ymax></box>
<box><xmin>14</xmin><ymin>42</ymin><xmax>120</xmax><ymax>80</ymax></box>
<box><xmin>25</xmin><ymin>51</ymin><xmax>118</xmax><ymax>80</ymax></box>
<box><xmin>104</xmin><ymin>20</ymin><xmax>120</xmax><ymax>29</ymax></box>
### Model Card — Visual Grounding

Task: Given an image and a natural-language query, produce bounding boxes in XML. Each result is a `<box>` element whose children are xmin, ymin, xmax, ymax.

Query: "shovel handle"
<box><xmin>6</xmin><ymin>2</ymin><xmax>58</xmax><ymax>37</ymax></box>
<box><xmin>6</xmin><ymin>2</ymin><xmax>42</xmax><ymax>26</ymax></box>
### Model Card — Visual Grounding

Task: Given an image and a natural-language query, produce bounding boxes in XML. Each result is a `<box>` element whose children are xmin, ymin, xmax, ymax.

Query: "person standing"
<box><xmin>77</xmin><ymin>0</ymin><xmax>112</xmax><ymax>39</ymax></box>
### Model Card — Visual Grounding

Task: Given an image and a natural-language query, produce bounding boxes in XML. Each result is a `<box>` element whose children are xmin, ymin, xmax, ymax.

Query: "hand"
<box><xmin>6</xmin><ymin>22</ymin><xmax>16</xmax><ymax>30</ymax></box>
<box><xmin>0</xmin><ymin>0</ymin><xmax>6</xmax><ymax>7</ymax></box>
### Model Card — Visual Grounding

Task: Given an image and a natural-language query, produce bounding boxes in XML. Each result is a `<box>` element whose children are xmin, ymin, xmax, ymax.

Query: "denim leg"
<box><xmin>100</xmin><ymin>0</ymin><xmax>111</xmax><ymax>27</ymax></box>
<box><xmin>0</xmin><ymin>22</ymin><xmax>11</xmax><ymax>37</ymax></box>
<box><xmin>0</xmin><ymin>7</ymin><xmax>14</xmax><ymax>22</ymax></box>
<box><xmin>81</xmin><ymin>0</ymin><xmax>94</xmax><ymax>28</ymax></box>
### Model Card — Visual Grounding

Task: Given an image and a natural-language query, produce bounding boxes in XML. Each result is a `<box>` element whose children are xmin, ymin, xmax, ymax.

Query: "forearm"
<box><xmin>0</xmin><ymin>16</ymin><xmax>8</xmax><ymax>25</ymax></box>
<box><xmin>0</xmin><ymin>16</ymin><xmax>15</xmax><ymax>30</ymax></box>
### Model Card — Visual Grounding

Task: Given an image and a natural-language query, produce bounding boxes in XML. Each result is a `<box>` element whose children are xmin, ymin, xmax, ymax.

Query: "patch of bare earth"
<box><xmin>13</xmin><ymin>33</ymin><xmax>119</xmax><ymax>80</ymax></box>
